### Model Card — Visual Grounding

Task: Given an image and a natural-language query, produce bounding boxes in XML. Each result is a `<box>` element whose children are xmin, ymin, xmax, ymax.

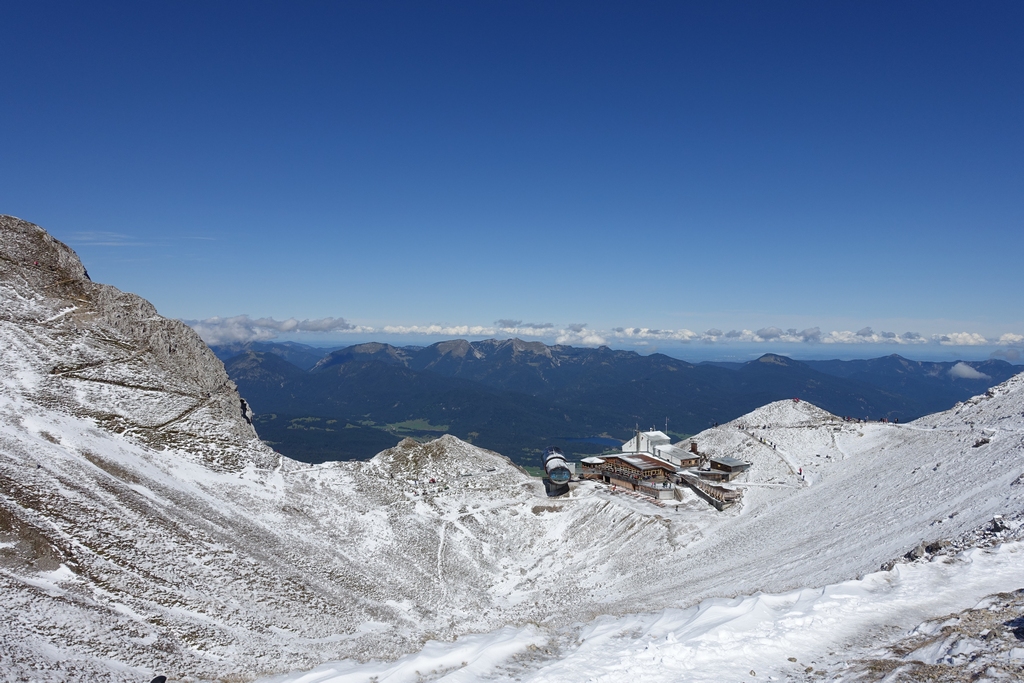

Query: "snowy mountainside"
<box><xmin>669</xmin><ymin>387</ymin><xmax>1024</xmax><ymax>595</ymax></box>
<box><xmin>735</xmin><ymin>396</ymin><xmax>842</xmax><ymax>427</ymax></box>
<box><xmin>263</xmin><ymin>390</ymin><xmax>1024</xmax><ymax>682</ymax></box>
<box><xmin>916</xmin><ymin>370</ymin><xmax>1024</xmax><ymax>431</ymax></box>
<box><xmin>689</xmin><ymin>399</ymin><xmax>854</xmax><ymax>488</ymax></box>
<box><xmin>0</xmin><ymin>214</ymin><xmax>272</xmax><ymax>471</ymax></box>
<box><xmin>3</xmin><ymin>215</ymin><xmax>1024</xmax><ymax>681</ymax></box>
<box><xmin>0</xmin><ymin>408</ymin><xmax>691</xmax><ymax>680</ymax></box>
<box><xmin>0</xmin><ymin>214</ymin><xmax>688</xmax><ymax>680</ymax></box>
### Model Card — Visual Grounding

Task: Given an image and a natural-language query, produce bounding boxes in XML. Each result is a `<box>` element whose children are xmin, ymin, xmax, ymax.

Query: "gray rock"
<box><xmin>0</xmin><ymin>214</ymin><xmax>274</xmax><ymax>470</ymax></box>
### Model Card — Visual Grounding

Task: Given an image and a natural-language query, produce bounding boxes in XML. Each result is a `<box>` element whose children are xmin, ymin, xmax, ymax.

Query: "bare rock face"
<box><xmin>0</xmin><ymin>214</ymin><xmax>275</xmax><ymax>470</ymax></box>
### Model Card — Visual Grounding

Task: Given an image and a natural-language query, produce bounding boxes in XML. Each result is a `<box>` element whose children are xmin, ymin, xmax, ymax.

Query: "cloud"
<box><xmin>186</xmin><ymin>315</ymin><xmax>362</xmax><ymax>345</ymax></box>
<box><xmin>990</xmin><ymin>334</ymin><xmax>1024</xmax><ymax>362</ymax></box>
<box><xmin>495</xmin><ymin>320</ymin><xmax>555</xmax><ymax>332</ymax></box>
<box><xmin>948</xmin><ymin>362</ymin><xmax>991</xmax><ymax>380</ymax></box>
<box><xmin>602</xmin><ymin>325</ymin><xmax>979</xmax><ymax>346</ymax></box>
<box><xmin>991</xmin><ymin>348</ymin><xmax>1022</xmax><ymax>362</ymax></box>
<box><xmin>756</xmin><ymin>327</ymin><xmax>784</xmax><ymax>340</ymax></box>
<box><xmin>186</xmin><ymin>313</ymin><xmax>1021</xmax><ymax>352</ymax></box>
<box><xmin>608</xmin><ymin>326</ymin><xmax>1015</xmax><ymax>348</ymax></box>
<box><xmin>798</xmin><ymin>327</ymin><xmax>822</xmax><ymax>342</ymax></box>
<box><xmin>933</xmin><ymin>332</ymin><xmax>989</xmax><ymax>346</ymax></box>
<box><xmin>65</xmin><ymin>231</ymin><xmax>151</xmax><ymax>247</ymax></box>
<box><xmin>556</xmin><ymin>331</ymin><xmax>607</xmax><ymax>346</ymax></box>
<box><xmin>553</xmin><ymin>323</ymin><xmax>606</xmax><ymax>346</ymax></box>
<box><xmin>382</xmin><ymin>325</ymin><xmax>497</xmax><ymax>336</ymax></box>
<box><xmin>608</xmin><ymin>327</ymin><xmax>699</xmax><ymax>342</ymax></box>
<box><xmin>289</xmin><ymin>317</ymin><xmax>356</xmax><ymax>332</ymax></box>
<box><xmin>820</xmin><ymin>329</ymin><xmax>928</xmax><ymax>345</ymax></box>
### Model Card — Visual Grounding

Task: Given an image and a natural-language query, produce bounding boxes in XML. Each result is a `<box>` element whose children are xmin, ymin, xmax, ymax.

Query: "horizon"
<box><xmin>3</xmin><ymin>2</ymin><xmax>1022</xmax><ymax>359</ymax></box>
<box><xmin>211</xmin><ymin>334</ymin><xmax>1024</xmax><ymax>366</ymax></box>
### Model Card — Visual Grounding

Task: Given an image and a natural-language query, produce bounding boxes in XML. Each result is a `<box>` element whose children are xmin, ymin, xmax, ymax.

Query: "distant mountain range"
<box><xmin>208</xmin><ymin>340</ymin><xmax>346</xmax><ymax>371</ymax></box>
<box><xmin>213</xmin><ymin>339</ymin><xmax>1023</xmax><ymax>466</ymax></box>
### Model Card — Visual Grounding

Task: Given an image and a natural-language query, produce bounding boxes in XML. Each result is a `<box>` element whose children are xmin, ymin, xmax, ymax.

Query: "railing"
<box><xmin>636</xmin><ymin>480</ymin><xmax>675</xmax><ymax>499</ymax></box>
<box><xmin>637</xmin><ymin>480</ymin><xmax>673</xmax><ymax>491</ymax></box>
<box><xmin>587</xmin><ymin>470</ymin><xmax>670</xmax><ymax>487</ymax></box>
<box><xmin>680</xmin><ymin>474</ymin><xmax>742</xmax><ymax>508</ymax></box>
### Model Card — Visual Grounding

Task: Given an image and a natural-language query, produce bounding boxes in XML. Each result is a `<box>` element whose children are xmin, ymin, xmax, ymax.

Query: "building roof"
<box><xmin>581</xmin><ymin>457</ymin><xmax>606</xmax><ymax>464</ymax></box>
<box><xmin>655</xmin><ymin>444</ymin><xmax>695</xmax><ymax>458</ymax></box>
<box><xmin>621</xmin><ymin>430</ymin><xmax>673</xmax><ymax>452</ymax></box>
<box><xmin>710</xmin><ymin>456</ymin><xmax>750</xmax><ymax>468</ymax></box>
<box><xmin>605</xmin><ymin>453</ymin><xmax>676</xmax><ymax>472</ymax></box>
<box><xmin>642</xmin><ymin>430</ymin><xmax>671</xmax><ymax>444</ymax></box>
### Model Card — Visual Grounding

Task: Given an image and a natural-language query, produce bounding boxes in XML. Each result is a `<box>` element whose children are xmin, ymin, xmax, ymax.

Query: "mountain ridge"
<box><xmin>219</xmin><ymin>339</ymin><xmax>1021</xmax><ymax>463</ymax></box>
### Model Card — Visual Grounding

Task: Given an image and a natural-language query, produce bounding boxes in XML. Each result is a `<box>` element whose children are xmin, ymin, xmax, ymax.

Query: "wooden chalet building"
<box><xmin>581</xmin><ymin>453</ymin><xmax>675</xmax><ymax>483</ymax></box>
<box><xmin>581</xmin><ymin>453</ymin><xmax>677</xmax><ymax>500</ymax></box>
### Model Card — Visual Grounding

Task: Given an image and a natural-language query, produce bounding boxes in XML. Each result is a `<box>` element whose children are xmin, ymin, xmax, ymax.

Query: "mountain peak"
<box><xmin>370</xmin><ymin>434</ymin><xmax>523</xmax><ymax>480</ymax></box>
<box><xmin>0</xmin><ymin>215</ymin><xmax>274</xmax><ymax>471</ymax></box>
<box><xmin>313</xmin><ymin>342</ymin><xmax>411</xmax><ymax>371</ymax></box>
<box><xmin>432</xmin><ymin>339</ymin><xmax>480</xmax><ymax>359</ymax></box>
<box><xmin>755</xmin><ymin>353</ymin><xmax>795</xmax><ymax>366</ymax></box>
<box><xmin>0</xmin><ymin>214</ymin><xmax>91</xmax><ymax>283</ymax></box>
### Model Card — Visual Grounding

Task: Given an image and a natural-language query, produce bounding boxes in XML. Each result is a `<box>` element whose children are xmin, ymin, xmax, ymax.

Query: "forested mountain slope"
<box><xmin>221</xmin><ymin>339</ymin><xmax>1019</xmax><ymax>462</ymax></box>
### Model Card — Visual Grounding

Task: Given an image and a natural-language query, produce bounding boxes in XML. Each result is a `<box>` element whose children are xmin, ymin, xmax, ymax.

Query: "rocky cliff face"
<box><xmin>0</xmin><ymin>214</ymin><xmax>273</xmax><ymax>471</ymax></box>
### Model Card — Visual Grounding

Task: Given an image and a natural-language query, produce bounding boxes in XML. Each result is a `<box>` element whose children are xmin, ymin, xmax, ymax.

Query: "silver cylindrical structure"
<box><xmin>544</xmin><ymin>446</ymin><xmax>571</xmax><ymax>484</ymax></box>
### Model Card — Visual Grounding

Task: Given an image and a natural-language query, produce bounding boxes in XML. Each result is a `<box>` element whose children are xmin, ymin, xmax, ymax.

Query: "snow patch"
<box><xmin>259</xmin><ymin>626</ymin><xmax>546</xmax><ymax>683</ymax></box>
<box><xmin>21</xmin><ymin>564</ymin><xmax>80</xmax><ymax>595</ymax></box>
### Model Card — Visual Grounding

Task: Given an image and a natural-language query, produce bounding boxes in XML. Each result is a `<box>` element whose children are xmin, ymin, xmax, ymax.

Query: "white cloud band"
<box><xmin>185</xmin><ymin>315</ymin><xmax>370</xmax><ymax>345</ymax></box>
<box><xmin>184</xmin><ymin>315</ymin><xmax>1024</xmax><ymax>350</ymax></box>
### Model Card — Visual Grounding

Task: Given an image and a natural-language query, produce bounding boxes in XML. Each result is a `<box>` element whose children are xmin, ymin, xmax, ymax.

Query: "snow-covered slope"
<box><xmin>0</xmin><ymin>218</ymin><xmax>690</xmax><ymax>679</ymax></box>
<box><xmin>263</xmin><ymin>541</ymin><xmax>1024</xmax><ymax>683</ymax></box>
<box><xmin>3</xmin><ymin>215</ymin><xmax>1024</xmax><ymax>681</ymax></box>
<box><xmin>671</xmin><ymin>387</ymin><xmax>1024</xmax><ymax>594</ymax></box>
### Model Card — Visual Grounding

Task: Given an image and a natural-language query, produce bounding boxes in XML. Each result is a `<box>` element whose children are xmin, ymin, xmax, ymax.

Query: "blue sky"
<box><xmin>2</xmin><ymin>1</ymin><xmax>1022</xmax><ymax>362</ymax></box>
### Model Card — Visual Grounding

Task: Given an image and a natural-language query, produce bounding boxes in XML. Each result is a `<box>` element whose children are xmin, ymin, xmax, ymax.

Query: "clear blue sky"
<box><xmin>2</xmin><ymin>1</ymin><xmax>1022</xmax><ymax>361</ymax></box>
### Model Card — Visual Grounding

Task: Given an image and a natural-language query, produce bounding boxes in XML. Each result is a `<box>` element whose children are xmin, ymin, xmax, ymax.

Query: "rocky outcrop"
<box><xmin>369</xmin><ymin>433</ymin><xmax>523</xmax><ymax>480</ymax></box>
<box><xmin>0</xmin><ymin>214</ymin><xmax>274</xmax><ymax>470</ymax></box>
